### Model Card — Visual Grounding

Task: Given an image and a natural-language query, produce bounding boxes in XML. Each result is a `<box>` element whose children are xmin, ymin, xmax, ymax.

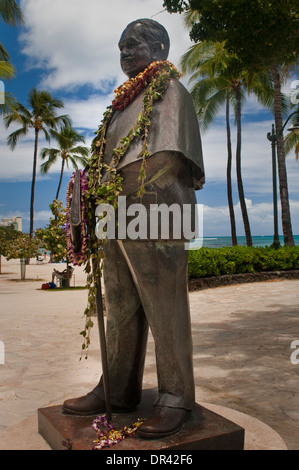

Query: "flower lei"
<box><xmin>92</xmin><ymin>414</ymin><xmax>144</xmax><ymax>450</ymax></box>
<box><xmin>66</xmin><ymin>60</ymin><xmax>181</xmax><ymax>356</ymax></box>
<box><xmin>112</xmin><ymin>60</ymin><xmax>178</xmax><ymax>110</ymax></box>
<box><xmin>66</xmin><ymin>170</ymin><xmax>89</xmax><ymax>266</ymax></box>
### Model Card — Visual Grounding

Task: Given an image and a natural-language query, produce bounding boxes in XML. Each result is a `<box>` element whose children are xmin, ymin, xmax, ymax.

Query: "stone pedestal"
<box><xmin>38</xmin><ymin>389</ymin><xmax>244</xmax><ymax>451</ymax></box>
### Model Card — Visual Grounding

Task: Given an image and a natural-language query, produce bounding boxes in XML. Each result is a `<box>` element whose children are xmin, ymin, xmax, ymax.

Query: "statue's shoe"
<box><xmin>137</xmin><ymin>406</ymin><xmax>189</xmax><ymax>439</ymax></box>
<box><xmin>62</xmin><ymin>391</ymin><xmax>136</xmax><ymax>416</ymax></box>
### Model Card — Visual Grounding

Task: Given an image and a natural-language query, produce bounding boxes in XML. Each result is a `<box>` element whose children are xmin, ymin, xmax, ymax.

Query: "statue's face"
<box><xmin>118</xmin><ymin>23</ymin><xmax>154</xmax><ymax>79</ymax></box>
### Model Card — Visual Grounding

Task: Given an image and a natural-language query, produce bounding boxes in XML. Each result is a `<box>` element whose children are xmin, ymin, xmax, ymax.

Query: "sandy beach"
<box><xmin>1</xmin><ymin>256</ymin><xmax>299</xmax><ymax>450</ymax></box>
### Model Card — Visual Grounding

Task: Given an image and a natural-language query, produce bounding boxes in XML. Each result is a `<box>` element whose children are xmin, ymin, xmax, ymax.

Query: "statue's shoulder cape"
<box><xmin>104</xmin><ymin>79</ymin><xmax>205</xmax><ymax>190</ymax></box>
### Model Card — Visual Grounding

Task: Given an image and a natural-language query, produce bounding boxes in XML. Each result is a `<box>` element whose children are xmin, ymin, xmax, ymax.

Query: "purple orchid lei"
<box><xmin>92</xmin><ymin>414</ymin><xmax>144</xmax><ymax>450</ymax></box>
<box><xmin>66</xmin><ymin>169</ymin><xmax>89</xmax><ymax>266</ymax></box>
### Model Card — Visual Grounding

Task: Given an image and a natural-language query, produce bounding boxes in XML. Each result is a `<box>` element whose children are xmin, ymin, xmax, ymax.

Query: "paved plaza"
<box><xmin>0</xmin><ymin>257</ymin><xmax>298</xmax><ymax>450</ymax></box>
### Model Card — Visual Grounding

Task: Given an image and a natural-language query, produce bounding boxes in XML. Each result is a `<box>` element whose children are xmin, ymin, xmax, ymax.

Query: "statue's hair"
<box><xmin>124</xmin><ymin>18</ymin><xmax>170</xmax><ymax>60</ymax></box>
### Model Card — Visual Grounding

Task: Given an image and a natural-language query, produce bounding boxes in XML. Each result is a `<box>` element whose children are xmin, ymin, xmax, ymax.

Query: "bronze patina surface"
<box><xmin>39</xmin><ymin>390</ymin><xmax>244</xmax><ymax>450</ymax></box>
<box><xmin>64</xmin><ymin>18</ymin><xmax>207</xmax><ymax>440</ymax></box>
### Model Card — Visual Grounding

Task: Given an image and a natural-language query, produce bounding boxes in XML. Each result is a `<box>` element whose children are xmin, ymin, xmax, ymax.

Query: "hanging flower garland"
<box><xmin>66</xmin><ymin>169</ymin><xmax>89</xmax><ymax>266</ymax></box>
<box><xmin>66</xmin><ymin>60</ymin><xmax>181</xmax><ymax>356</ymax></box>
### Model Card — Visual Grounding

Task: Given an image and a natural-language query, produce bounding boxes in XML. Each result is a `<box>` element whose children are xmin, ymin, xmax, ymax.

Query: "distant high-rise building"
<box><xmin>0</xmin><ymin>217</ymin><xmax>22</xmax><ymax>232</ymax></box>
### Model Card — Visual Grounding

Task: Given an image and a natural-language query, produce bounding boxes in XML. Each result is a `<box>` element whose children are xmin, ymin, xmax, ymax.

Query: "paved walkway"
<box><xmin>0</xmin><ymin>258</ymin><xmax>298</xmax><ymax>450</ymax></box>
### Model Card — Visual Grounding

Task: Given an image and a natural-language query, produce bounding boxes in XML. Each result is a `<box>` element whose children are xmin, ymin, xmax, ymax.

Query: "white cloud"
<box><xmin>202</xmin><ymin>197</ymin><xmax>299</xmax><ymax>237</ymax></box>
<box><xmin>0</xmin><ymin>119</ymin><xmax>63</xmax><ymax>181</ymax></box>
<box><xmin>63</xmin><ymin>93</ymin><xmax>114</xmax><ymax>131</ymax></box>
<box><xmin>202</xmin><ymin>120</ymin><xmax>273</xmax><ymax>184</ymax></box>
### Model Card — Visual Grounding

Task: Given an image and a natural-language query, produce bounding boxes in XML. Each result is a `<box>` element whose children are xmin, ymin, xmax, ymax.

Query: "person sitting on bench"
<box><xmin>52</xmin><ymin>266</ymin><xmax>73</xmax><ymax>287</ymax></box>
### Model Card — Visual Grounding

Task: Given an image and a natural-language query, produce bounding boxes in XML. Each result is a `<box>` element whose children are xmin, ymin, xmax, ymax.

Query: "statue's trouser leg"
<box><xmin>98</xmin><ymin>238</ymin><xmax>149</xmax><ymax>409</ymax></box>
<box><xmin>97</xmin><ymin>238</ymin><xmax>195</xmax><ymax>411</ymax></box>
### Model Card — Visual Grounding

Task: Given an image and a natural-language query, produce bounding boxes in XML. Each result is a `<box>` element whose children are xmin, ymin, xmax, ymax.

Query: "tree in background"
<box><xmin>0</xmin><ymin>225</ymin><xmax>17</xmax><ymax>274</ymax></box>
<box><xmin>164</xmin><ymin>0</ymin><xmax>298</xmax><ymax>71</ymax></box>
<box><xmin>163</xmin><ymin>0</ymin><xmax>299</xmax><ymax>246</ymax></box>
<box><xmin>4</xmin><ymin>89</ymin><xmax>71</xmax><ymax>238</ymax></box>
<box><xmin>35</xmin><ymin>200</ymin><xmax>68</xmax><ymax>263</ymax></box>
<box><xmin>36</xmin><ymin>200</ymin><xmax>73</xmax><ymax>286</ymax></box>
<box><xmin>2</xmin><ymin>230</ymin><xmax>40</xmax><ymax>279</ymax></box>
<box><xmin>40</xmin><ymin>124</ymin><xmax>89</xmax><ymax>201</ymax></box>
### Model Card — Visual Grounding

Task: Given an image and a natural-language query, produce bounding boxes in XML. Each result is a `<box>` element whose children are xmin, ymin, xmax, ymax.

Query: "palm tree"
<box><xmin>40</xmin><ymin>124</ymin><xmax>89</xmax><ymax>200</ymax></box>
<box><xmin>270</xmin><ymin>65</ymin><xmax>295</xmax><ymax>246</ymax></box>
<box><xmin>4</xmin><ymin>88</ymin><xmax>71</xmax><ymax>237</ymax></box>
<box><xmin>225</xmin><ymin>92</ymin><xmax>237</xmax><ymax>245</ymax></box>
<box><xmin>180</xmin><ymin>41</ymin><xmax>238</xmax><ymax>245</ymax></box>
<box><xmin>181</xmin><ymin>41</ymin><xmax>253</xmax><ymax>245</ymax></box>
<box><xmin>181</xmin><ymin>40</ymin><xmax>275</xmax><ymax>247</ymax></box>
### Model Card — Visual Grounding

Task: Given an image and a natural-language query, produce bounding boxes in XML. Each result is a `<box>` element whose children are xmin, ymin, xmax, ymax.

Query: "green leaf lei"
<box><xmin>77</xmin><ymin>61</ymin><xmax>181</xmax><ymax>357</ymax></box>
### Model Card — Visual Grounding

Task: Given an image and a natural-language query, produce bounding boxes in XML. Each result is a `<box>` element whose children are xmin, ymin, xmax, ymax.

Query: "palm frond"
<box><xmin>70</xmin><ymin>145</ymin><xmax>90</xmax><ymax>157</ymax></box>
<box><xmin>198</xmin><ymin>89</ymin><xmax>228</xmax><ymax>131</ymax></box>
<box><xmin>0</xmin><ymin>0</ymin><xmax>24</xmax><ymax>25</ymax></box>
<box><xmin>0</xmin><ymin>91</ymin><xmax>17</xmax><ymax>115</ymax></box>
<box><xmin>183</xmin><ymin>9</ymin><xmax>200</xmax><ymax>29</ymax></box>
<box><xmin>7</xmin><ymin>126</ymin><xmax>29</xmax><ymax>150</ymax></box>
<box><xmin>0</xmin><ymin>42</ymin><xmax>11</xmax><ymax>61</ymax></box>
<box><xmin>0</xmin><ymin>59</ymin><xmax>15</xmax><ymax>79</ymax></box>
<box><xmin>40</xmin><ymin>147</ymin><xmax>60</xmax><ymax>162</ymax></box>
<box><xmin>40</xmin><ymin>159</ymin><xmax>55</xmax><ymax>174</ymax></box>
<box><xmin>284</xmin><ymin>113</ymin><xmax>299</xmax><ymax>158</ymax></box>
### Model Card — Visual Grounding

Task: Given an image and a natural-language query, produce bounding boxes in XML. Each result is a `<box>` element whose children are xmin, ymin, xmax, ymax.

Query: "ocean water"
<box><xmin>189</xmin><ymin>235</ymin><xmax>299</xmax><ymax>249</ymax></box>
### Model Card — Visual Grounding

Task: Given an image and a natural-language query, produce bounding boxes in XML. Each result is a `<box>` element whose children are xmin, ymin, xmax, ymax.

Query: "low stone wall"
<box><xmin>188</xmin><ymin>270</ymin><xmax>299</xmax><ymax>291</ymax></box>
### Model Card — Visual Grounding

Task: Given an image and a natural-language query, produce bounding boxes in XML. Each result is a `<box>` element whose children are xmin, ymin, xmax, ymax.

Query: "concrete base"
<box><xmin>38</xmin><ymin>389</ymin><xmax>244</xmax><ymax>451</ymax></box>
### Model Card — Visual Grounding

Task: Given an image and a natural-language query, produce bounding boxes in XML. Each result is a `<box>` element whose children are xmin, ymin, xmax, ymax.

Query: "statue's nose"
<box><xmin>120</xmin><ymin>46</ymin><xmax>132</xmax><ymax>59</ymax></box>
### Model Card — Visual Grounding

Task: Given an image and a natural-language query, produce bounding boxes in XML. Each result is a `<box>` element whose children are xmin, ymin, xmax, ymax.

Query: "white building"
<box><xmin>0</xmin><ymin>217</ymin><xmax>22</xmax><ymax>232</ymax></box>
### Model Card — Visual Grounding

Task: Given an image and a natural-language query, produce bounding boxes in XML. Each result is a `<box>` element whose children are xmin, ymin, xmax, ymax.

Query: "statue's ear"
<box><xmin>151</xmin><ymin>41</ymin><xmax>165</xmax><ymax>60</ymax></box>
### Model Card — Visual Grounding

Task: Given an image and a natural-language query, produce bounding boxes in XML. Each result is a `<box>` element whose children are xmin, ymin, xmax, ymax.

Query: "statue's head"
<box><xmin>118</xmin><ymin>18</ymin><xmax>170</xmax><ymax>79</ymax></box>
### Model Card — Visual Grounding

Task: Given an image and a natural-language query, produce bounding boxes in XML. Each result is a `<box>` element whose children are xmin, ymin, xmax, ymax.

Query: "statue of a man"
<box><xmin>63</xmin><ymin>18</ymin><xmax>204</xmax><ymax>439</ymax></box>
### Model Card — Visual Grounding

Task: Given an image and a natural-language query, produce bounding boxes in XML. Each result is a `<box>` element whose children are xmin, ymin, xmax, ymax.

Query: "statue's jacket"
<box><xmin>102</xmin><ymin>78</ymin><xmax>205</xmax><ymax>241</ymax></box>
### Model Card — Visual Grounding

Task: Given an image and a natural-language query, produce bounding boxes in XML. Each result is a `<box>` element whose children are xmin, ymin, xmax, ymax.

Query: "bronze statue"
<box><xmin>63</xmin><ymin>18</ymin><xmax>204</xmax><ymax>439</ymax></box>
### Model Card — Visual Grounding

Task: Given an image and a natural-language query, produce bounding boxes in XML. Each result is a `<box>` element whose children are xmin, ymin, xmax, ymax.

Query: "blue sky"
<box><xmin>1</xmin><ymin>0</ymin><xmax>299</xmax><ymax>238</ymax></box>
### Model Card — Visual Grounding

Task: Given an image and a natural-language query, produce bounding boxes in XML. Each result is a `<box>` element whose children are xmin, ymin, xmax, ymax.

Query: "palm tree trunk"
<box><xmin>270</xmin><ymin>64</ymin><xmax>294</xmax><ymax>246</ymax></box>
<box><xmin>30</xmin><ymin>129</ymin><xmax>39</xmax><ymax>238</ymax></box>
<box><xmin>235</xmin><ymin>87</ymin><xmax>252</xmax><ymax>246</ymax></box>
<box><xmin>56</xmin><ymin>158</ymin><xmax>65</xmax><ymax>201</ymax></box>
<box><xmin>226</xmin><ymin>95</ymin><xmax>238</xmax><ymax>246</ymax></box>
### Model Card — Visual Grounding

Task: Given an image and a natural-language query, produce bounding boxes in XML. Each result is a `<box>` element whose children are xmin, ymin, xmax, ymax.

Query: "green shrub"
<box><xmin>188</xmin><ymin>246</ymin><xmax>299</xmax><ymax>279</ymax></box>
